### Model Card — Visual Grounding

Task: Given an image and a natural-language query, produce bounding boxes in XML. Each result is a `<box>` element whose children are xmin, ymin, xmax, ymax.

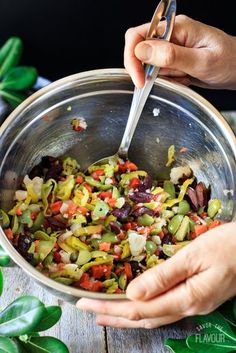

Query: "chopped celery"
<box><xmin>38</xmin><ymin>238</ymin><xmax>56</xmax><ymax>261</ymax></box>
<box><xmin>101</xmin><ymin>232</ymin><xmax>118</xmax><ymax>243</ymax></box>
<box><xmin>93</xmin><ymin>200</ymin><xmax>109</xmax><ymax>219</ymax></box>
<box><xmin>137</xmin><ymin>214</ymin><xmax>154</xmax><ymax>226</ymax></box>
<box><xmin>162</xmin><ymin>241</ymin><xmax>190</xmax><ymax>257</ymax></box>
<box><xmin>0</xmin><ymin>209</ymin><xmax>10</xmax><ymax>228</ymax></box>
<box><xmin>34</xmin><ymin>230</ymin><xmax>51</xmax><ymax>241</ymax></box>
<box><xmin>76</xmin><ymin>249</ymin><xmax>92</xmax><ymax>265</ymax></box>
<box><xmin>168</xmin><ymin>214</ymin><xmax>184</xmax><ymax>235</ymax></box>
<box><xmin>175</xmin><ymin>216</ymin><xmax>190</xmax><ymax>241</ymax></box>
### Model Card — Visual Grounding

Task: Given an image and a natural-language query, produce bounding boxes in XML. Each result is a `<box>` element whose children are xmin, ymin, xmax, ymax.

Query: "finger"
<box><xmin>134</xmin><ymin>39</ymin><xmax>209</xmax><ymax>80</ymax></box>
<box><xmin>77</xmin><ymin>282</ymin><xmax>193</xmax><ymax>319</ymax></box>
<box><xmin>96</xmin><ymin>314</ymin><xmax>182</xmax><ymax>329</ymax></box>
<box><xmin>159</xmin><ymin>68</ymin><xmax>187</xmax><ymax>77</ymax></box>
<box><xmin>124</xmin><ymin>24</ymin><xmax>150</xmax><ymax>87</ymax></box>
<box><xmin>126</xmin><ymin>242</ymin><xmax>199</xmax><ymax>301</ymax></box>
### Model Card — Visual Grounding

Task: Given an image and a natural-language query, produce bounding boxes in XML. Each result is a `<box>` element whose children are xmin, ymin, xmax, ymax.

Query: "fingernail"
<box><xmin>126</xmin><ymin>279</ymin><xmax>146</xmax><ymax>300</ymax></box>
<box><xmin>136</xmin><ymin>43</ymin><xmax>152</xmax><ymax>61</ymax></box>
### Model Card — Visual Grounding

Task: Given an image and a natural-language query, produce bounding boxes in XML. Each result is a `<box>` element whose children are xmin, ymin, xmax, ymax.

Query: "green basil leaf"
<box><xmin>33</xmin><ymin>306</ymin><xmax>62</xmax><ymax>332</ymax></box>
<box><xmin>186</xmin><ymin>333</ymin><xmax>236</xmax><ymax>353</ymax></box>
<box><xmin>0</xmin><ymin>89</ymin><xmax>27</xmax><ymax>108</ymax></box>
<box><xmin>0</xmin><ymin>66</ymin><xmax>38</xmax><ymax>91</ymax></box>
<box><xmin>164</xmin><ymin>338</ymin><xmax>193</xmax><ymax>352</ymax></box>
<box><xmin>22</xmin><ymin>336</ymin><xmax>69</xmax><ymax>353</ymax></box>
<box><xmin>0</xmin><ymin>268</ymin><xmax>3</xmax><ymax>296</ymax></box>
<box><xmin>0</xmin><ymin>37</ymin><xmax>23</xmax><ymax>78</ymax></box>
<box><xmin>218</xmin><ymin>299</ymin><xmax>236</xmax><ymax>328</ymax></box>
<box><xmin>233</xmin><ymin>298</ymin><xmax>236</xmax><ymax>322</ymax></box>
<box><xmin>0</xmin><ymin>337</ymin><xmax>19</xmax><ymax>353</ymax></box>
<box><xmin>14</xmin><ymin>339</ymin><xmax>29</xmax><ymax>353</ymax></box>
<box><xmin>193</xmin><ymin>311</ymin><xmax>236</xmax><ymax>342</ymax></box>
<box><xmin>0</xmin><ymin>246</ymin><xmax>11</xmax><ymax>267</ymax></box>
<box><xmin>0</xmin><ymin>296</ymin><xmax>45</xmax><ymax>336</ymax></box>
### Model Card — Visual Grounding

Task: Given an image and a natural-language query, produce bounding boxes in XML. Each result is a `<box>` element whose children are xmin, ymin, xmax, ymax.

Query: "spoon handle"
<box><xmin>118</xmin><ymin>0</ymin><xmax>176</xmax><ymax>159</ymax></box>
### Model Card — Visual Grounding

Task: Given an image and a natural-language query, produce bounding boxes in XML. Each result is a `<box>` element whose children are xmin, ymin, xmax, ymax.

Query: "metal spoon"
<box><xmin>86</xmin><ymin>0</ymin><xmax>176</xmax><ymax>171</ymax></box>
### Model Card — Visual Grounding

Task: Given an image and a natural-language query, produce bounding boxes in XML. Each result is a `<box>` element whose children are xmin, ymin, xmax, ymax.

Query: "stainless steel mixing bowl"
<box><xmin>0</xmin><ymin>68</ymin><xmax>236</xmax><ymax>302</ymax></box>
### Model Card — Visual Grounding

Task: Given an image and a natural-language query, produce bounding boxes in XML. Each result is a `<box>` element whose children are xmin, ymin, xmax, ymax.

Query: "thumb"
<box><xmin>126</xmin><ymin>244</ymin><xmax>196</xmax><ymax>301</ymax></box>
<box><xmin>134</xmin><ymin>39</ymin><xmax>206</xmax><ymax>78</ymax></box>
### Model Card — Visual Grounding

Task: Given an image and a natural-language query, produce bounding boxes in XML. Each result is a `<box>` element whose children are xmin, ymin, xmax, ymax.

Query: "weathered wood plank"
<box><xmin>1</xmin><ymin>267</ymin><xmax>106</xmax><ymax>353</ymax></box>
<box><xmin>106</xmin><ymin>319</ymin><xmax>195</xmax><ymax>353</ymax></box>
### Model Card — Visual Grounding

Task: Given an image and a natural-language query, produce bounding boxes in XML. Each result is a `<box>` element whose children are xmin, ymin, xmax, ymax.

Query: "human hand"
<box><xmin>77</xmin><ymin>222</ymin><xmax>236</xmax><ymax>329</ymax></box>
<box><xmin>124</xmin><ymin>15</ymin><xmax>236</xmax><ymax>90</ymax></box>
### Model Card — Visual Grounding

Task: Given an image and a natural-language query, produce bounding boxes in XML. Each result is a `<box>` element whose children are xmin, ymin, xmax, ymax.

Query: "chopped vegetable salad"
<box><xmin>0</xmin><ymin>155</ymin><xmax>222</xmax><ymax>293</ymax></box>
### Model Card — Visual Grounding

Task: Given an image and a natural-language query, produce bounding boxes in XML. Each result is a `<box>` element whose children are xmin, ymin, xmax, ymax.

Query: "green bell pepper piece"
<box><xmin>164</xmin><ymin>180</ymin><xmax>176</xmax><ymax>199</ymax></box>
<box><xmin>38</xmin><ymin>238</ymin><xmax>57</xmax><ymax>261</ymax></box>
<box><xmin>76</xmin><ymin>249</ymin><xmax>92</xmax><ymax>265</ymax></box>
<box><xmin>168</xmin><ymin>214</ymin><xmax>184</xmax><ymax>235</ymax></box>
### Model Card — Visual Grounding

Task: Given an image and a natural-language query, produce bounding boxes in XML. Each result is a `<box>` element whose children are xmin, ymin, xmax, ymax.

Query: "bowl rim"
<box><xmin>0</xmin><ymin>68</ymin><xmax>236</xmax><ymax>300</ymax></box>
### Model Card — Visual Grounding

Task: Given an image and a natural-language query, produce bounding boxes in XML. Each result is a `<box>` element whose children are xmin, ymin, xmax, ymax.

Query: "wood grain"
<box><xmin>1</xmin><ymin>267</ymin><xmax>106</xmax><ymax>353</ymax></box>
<box><xmin>1</xmin><ymin>267</ymin><xmax>196</xmax><ymax>353</ymax></box>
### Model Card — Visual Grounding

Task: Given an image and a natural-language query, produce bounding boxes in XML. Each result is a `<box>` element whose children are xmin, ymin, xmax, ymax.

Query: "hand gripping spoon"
<box><xmin>86</xmin><ymin>0</ymin><xmax>176</xmax><ymax>171</ymax></box>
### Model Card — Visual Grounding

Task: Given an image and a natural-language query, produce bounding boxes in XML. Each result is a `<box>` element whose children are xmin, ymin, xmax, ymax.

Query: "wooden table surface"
<box><xmin>2</xmin><ymin>267</ymin><xmax>195</xmax><ymax>353</ymax></box>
